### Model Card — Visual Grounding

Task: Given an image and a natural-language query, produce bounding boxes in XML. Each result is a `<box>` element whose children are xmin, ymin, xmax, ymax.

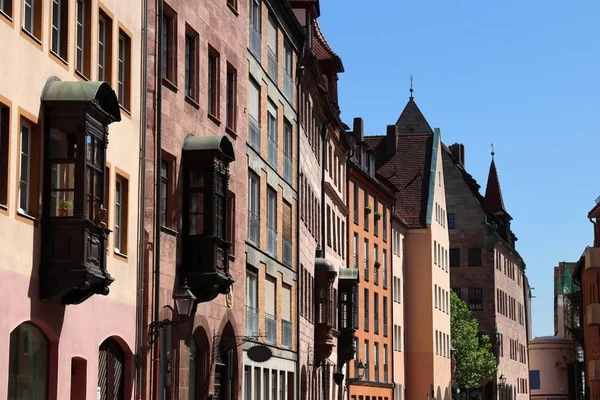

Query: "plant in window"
<box><xmin>374</xmin><ymin>211</ymin><xmax>382</xmax><ymax>220</ymax></box>
<box><xmin>374</xmin><ymin>260</ymin><xmax>381</xmax><ymax>269</ymax></box>
<box><xmin>58</xmin><ymin>199</ymin><xmax>73</xmax><ymax>216</ymax></box>
<box><xmin>365</xmin><ymin>205</ymin><xmax>372</xmax><ymax>214</ymax></box>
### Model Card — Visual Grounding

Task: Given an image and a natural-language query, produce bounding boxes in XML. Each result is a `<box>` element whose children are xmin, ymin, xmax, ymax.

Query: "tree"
<box><xmin>450</xmin><ymin>291</ymin><xmax>497</xmax><ymax>390</ymax></box>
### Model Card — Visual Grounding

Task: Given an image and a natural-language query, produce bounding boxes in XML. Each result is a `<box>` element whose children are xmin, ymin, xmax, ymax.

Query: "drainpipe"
<box><xmin>134</xmin><ymin>0</ymin><xmax>149</xmax><ymax>397</ymax></box>
<box><xmin>295</xmin><ymin>47</ymin><xmax>304</xmax><ymax>400</ymax></box>
<box><xmin>152</xmin><ymin>0</ymin><xmax>163</xmax><ymax>399</ymax></box>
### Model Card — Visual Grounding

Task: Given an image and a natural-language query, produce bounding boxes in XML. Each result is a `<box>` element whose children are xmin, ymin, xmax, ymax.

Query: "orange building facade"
<box><xmin>346</xmin><ymin>118</ymin><xmax>394</xmax><ymax>400</ymax></box>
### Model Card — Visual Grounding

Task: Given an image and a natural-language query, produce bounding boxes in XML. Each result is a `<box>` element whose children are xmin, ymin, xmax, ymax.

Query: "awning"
<box><xmin>339</xmin><ymin>267</ymin><xmax>359</xmax><ymax>282</ymax></box>
<box><xmin>182</xmin><ymin>134</ymin><xmax>235</xmax><ymax>161</ymax></box>
<box><xmin>41</xmin><ymin>80</ymin><xmax>121</xmax><ymax>122</ymax></box>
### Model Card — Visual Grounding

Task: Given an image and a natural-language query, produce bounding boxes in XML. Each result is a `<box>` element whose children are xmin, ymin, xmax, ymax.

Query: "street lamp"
<box><xmin>497</xmin><ymin>374</ymin><xmax>506</xmax><ymax>400</ymax></box>
<box><xmin>343</xmin><ymin>360</ymin><xmax>365</xmax><ymax>400</ymax></box>
<box><xmin>149</xmin><ymin>279</ymin><xmax>197</xmax><ymax>344</ymax></box>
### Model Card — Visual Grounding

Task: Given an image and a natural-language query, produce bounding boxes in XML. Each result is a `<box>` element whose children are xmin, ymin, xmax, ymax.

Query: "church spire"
<box><xmin>483</xmin><ymin>144</ymin><xmax>507</xmax><ymax>215</ymax></box>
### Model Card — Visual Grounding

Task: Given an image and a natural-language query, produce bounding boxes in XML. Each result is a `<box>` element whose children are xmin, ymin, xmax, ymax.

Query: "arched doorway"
<box><xmin>8</xmin><ymin>322</ymin><xmax>49</xmax><ymax>400</ymax></box>
<box><xmin>98</xmin><ymin>338</ymin><xmax>125</xmax><ymax>400</ymax></box>
<box><xmin>190</xmin><ymin>327</ymin><xmax>210</xmax><ymax>400</ymax></box>
<box><xmin>215</xmin><ymin>322</ymin><xmax>238</xmax><ymax>400</ymax></box>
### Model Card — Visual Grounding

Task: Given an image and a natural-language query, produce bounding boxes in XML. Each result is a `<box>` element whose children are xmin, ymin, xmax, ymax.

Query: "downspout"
<box><xmin>295</xmin><ymin>48</ymin><xmax>305</xmax><ymax>400</ymax></box>
<box><xmin>152</xmin><ymin>0</ymin><xmax>163</xmax><ymax>399</ymax></box>
<box><xmin>135</xmin><ymin>0</ymin><xmax>149</xmax><ymax>397</ymax></box>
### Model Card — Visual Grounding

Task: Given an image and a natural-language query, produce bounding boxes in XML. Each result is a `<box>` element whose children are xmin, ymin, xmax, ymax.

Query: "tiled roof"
<box><xmin>483</xmin><ymin>158</ymin><xmax>508</xmax><ymax>216</ymax></box>
<box><xmin>395</xmin><ymin>98</ymin><xmax>433</xmax><ymax>134</ymax></box>
<box><xmin>312</xmin><ymin>20</ymin><xmax>344</xmax><ymax>71</ymax></box>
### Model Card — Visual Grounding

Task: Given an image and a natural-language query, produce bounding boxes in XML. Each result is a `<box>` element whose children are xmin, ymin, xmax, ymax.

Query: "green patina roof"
<box><xmin>182</xmin><ymin>134</ymin><xmax>235</xmax><ymax>161</ymax></box>
<box><xmin>339</xmin><ymin>268</ymin><xmax>359</xmax><ymax>281</ymax></box>
<box><xmin>41</xmin><ymin>80</ymin><xmax>121</xmax><ymax>121</ymax></box>
<box><xmin>315</xmin><ymin>257</ymin><xmax>336</xmax><ymax>273</ymax></box>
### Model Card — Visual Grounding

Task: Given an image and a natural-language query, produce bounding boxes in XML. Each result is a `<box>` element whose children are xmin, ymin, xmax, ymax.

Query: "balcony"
<box><xmin>246</xmin><ymin>306</ymin><xmax>259</xmax><ymax>336</ymax></box>
<box><xmin>247</xmin><ymin>211</ymin><xmax>260</xmax><ymax>247</ymax></box>
<box><xmin>267</xmin><ymin>226</ymin><xmax>277</xmax><ymax>257</ymax></box>
<box><xmin>268</xmin><ymin>134</ymin><xmax>278</xmax><ymax>169</ymax></box>
<box><xmin>248</xmin><ymin>115</ymin><xmax>261</xmax><ymax>152</ymax></box>
<box><xmin>266</xmin><ymin>314</ymin><xmax>277</xmax><ymax>345</ymax></box>
<box><xmin>587</xmin><ymin>303</ymin><xmax>600</xmax><ymax>326</ymax></box>
<box><xmin>590</xmin><ymin>359</ymin><xmax>600</xmax><ymax>381</ymax></box>
<box><xmin>249</xmin><ymin>26</ymin><xmax>261</xmax><ymax>60</ymax></box>
<box><xmin>283</xmin><ymin>155</ymin><xmax>292</xmax><ymax>184</ymax></box>
<box><xmin>283</xmin><ymin>238</ymin><xmax>292</xmax><ymax>267</ymax></box>
<box><xmin>284</xmin><ymin>73</ymin><xmax>293</xmax><ymax>104</ymax></box>
<box><xmin>585</xmin><ymin>247</ymin><xmax>600</xmax><ymax>271</ymax></box>
<box><xmin>374</xmin><ymin>312</ymin><xmax>379</xmax><ymax>334</ymax></box>
<box><xmin>267</xmin><ymin>48</ymin><xmax>278</xmax><ymax>84</ymax></box>
<box><xmin>282</xmin><ymin>320</ymin><xmax>292</xmax><ymax>349</ymax></box>
<box><xmin>374</xmin><ymin>364</ymin><xmax>379</xmax><ymax>382</ymax></box>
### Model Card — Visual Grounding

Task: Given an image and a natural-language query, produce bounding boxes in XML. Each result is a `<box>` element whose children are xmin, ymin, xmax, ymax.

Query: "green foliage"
<box><xmin>450</xmin><ymin>291</ymin><xmax>497</xmax><ymax>389</ymax></box>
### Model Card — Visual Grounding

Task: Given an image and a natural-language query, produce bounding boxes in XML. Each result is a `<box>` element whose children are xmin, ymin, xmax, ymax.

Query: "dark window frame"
<box><xmin>226</xmin><ymin>63</ymin><xmax>237</xmax><ymax>131</ymax></box>
<box><xmin>450</xmin><ymin>248</ymin><xmax>460</xmax><ymax>268</ymax></box>
<box><xmin>448</xmin><ymin>213</ymin><xmax>455</xmax><ymax>229</ymax></box>
<box><xmin>468</xmin><ymin>248</ymin><xmax>482</xmax><ymax>267</ymax></box>
<box><xmin>468</xmin><ymin>287</ymin><xmax>483</xmax><ymax>311</ymax></box>
<box><xmin>208</xmin><ymin>46</ymin><xmax>220</xmax><ymax>119</ymax></box>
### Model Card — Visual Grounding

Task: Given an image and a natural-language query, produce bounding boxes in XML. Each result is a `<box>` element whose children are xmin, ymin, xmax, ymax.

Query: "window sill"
<box><xmin>49</xmin><ymin>50</ymin><xmax>69</xmax><ymax>68</ymax></box>
<box><xmin>114</xmin><ymin>250</ymin><xmax>128</xmax><ymax>260</ymax></box>
<box><xmin>185</xmin><ymin>96</ymin><xmax>200</xmax><ymax>109</ymax></box>
<box><xmin>119</xmin><ymin>104</ymin><xmax>132</xmax><ymax>118</ymax></box>
<box><xmin>75</xmin><ymin>70</ymin><xmax>90</xmax><ymax>81</ymax></box>
<box><xmin>227</xmin><ymin>3</ymin><xmax>239</xmax><ymax>16</ymax></box>
<box><xmin>207</xmin><ymin>113</ymin><xmax>221</xmax><ymax>126</ymax></box>
<box><xmin>0</xmin><ymin>203</ymin><xmax>7</xmax><ymax>211</ymax></box>
<box><xmin>0</xmin><ymin>9</ymin><xmax>13</xmax><ymax>26</ymax></box>
<box><xmin>21</xmin><ymin>28</ymin><xmax>42</xmax><ymax>49</ymax></box>
<box><xmin>162</xmin><ymin>78</ymin><xmax>178</xmax><ymax>93</ymax></box>
<box><xmin>160</xmin><ymin>225</ymin><xmax>178</xmax><ymax>236</ymax></box>
<box><xmin>225</xmin><ymin>126</ymin><xmax>237</xmax><ymax>139</ymax></box>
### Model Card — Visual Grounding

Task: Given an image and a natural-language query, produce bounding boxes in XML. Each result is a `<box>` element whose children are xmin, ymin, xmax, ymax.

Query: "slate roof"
<box><xmin>395</xmin><ymin>98</ymin><xmax>433</xmax><ymax>135</ymax></box>
<box><xmin>483</xmin><ymin>158</ymin><xmax>508</xmax><ymax>216</ymax></box>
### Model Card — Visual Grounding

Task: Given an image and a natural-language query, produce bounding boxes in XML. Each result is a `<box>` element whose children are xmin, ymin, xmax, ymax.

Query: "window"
<box><xmin>248</xmin><ymin>78</ymin><xmax>261</xmax><ymax>150</ymax></box>
<box><xmin>364</xmin><ymin>288</ymin><xmax>369</xmax><ymax>331</ymax></box>
<box><xmin>98</xmin><ymin>11</ymin><xmax>113</xmax><ymax>82</ymax></box>
<box><xmin>353</xmin><ymin>233</ymin><xmax>359</xmax><ymax>268</ymax></box>
<box><xmin>214</xmin><ymin>171</ymin><xmax>226</xmax><ymax>240</ymax></box>
<box><xmin>364</xmin><ymin>340</ymin><xmax>370</xmax><ymax>380</ymax></box>
<box><xmin>374</xmin><ymin>292</ymin><xmax>379</xmax><ymax>333</ymax></box>
<box><xmin>98</xmin><ymin>338</ymin><xmax>125</xmax><ymax>400</ymax></box>
<box><xmin>468</xmin><ymin>288</ymin><xmax>483</xmax><ymax>311</ymax></box>
<box><xmin>1</xmin><ymin>0</ymin><xmax>13</xmax><ymax>18</ymax></box>
<box><xmin>76</xmin><ymin>0</ymin><xmax>91</xmax><ymax>77</ymax></box>
<box><xmin>184</xmin><ymin>29</ymin><xmax>198</xmax><ymax>100</ymax></box>
<box><xmin>374</xmin><ymin>342</ymin><xmax>379</xmax><ymax>381</ymax></box>
<box><xmin>8</xmin><ymin>322</ymin><xmax>49</xmax><ymax>400</ymax></box>
<box><xmin>450</xmin><ymin>248</ymin><xmax>460</xmax><ymax>267</ymax></box>
<box><xmin>364</xmin><ymin>189</ymin><xmax>369</xmax><ymax>229</ymax></box>
<box><xmin>265</xmin><ymin>275</ymin><xmax>277</xmax><ymax>344</ymax></box>
<box><xmin>283</xmin><ymin>119</ymin><xmax>292</xmax><ymax>183</ymax></box>
<box><xmin>118</xmin><ymin>30</ymin><xmax>131</xmax><ymax>109</ymax></box>
<box><xmin>267</xmin><ymin>15</ymin><xmax>278</xmax><ymax>83</ymax></box>
<box><xmin>383</xmin><ymin>296</ymin><xmax>388</xmax><ymax>336</ymax></box>
<box><xmin>22</xmin><ymin>0</ymin><xmax>42</xmax><ymax>39</ymax></box>
<box><xmin>282</xmin><ymin>284</ymin><xmax>292</xmax><ymax>348</ymax></box>
<box><xmin>51</xmin><ymin>0</ymin><xmax>68</xmax><ymax>60</ymax></box>
<box><xmin>208</xmin><ymin>47</ymin><xmax>220</xmax><ymax>118</ymax></box>
<box><xmin>267</xmin><ymin>187</ymin><xmax>277</xmax><ymax>257</ymax></box>
<box><xmin>448</xmin><ymin>213</ymin><xmax>455</xmax><ymax>229</ymax></box>
<box><xmin>374</xmin><ymin>244</ymin><xmax>379</xmax><ymax>285</ymax></box>
<box><xmin>247</xmin><ymin>171</ymin><xmax>260</xmax><ymax>245</ymax></box>
<box><xmin>0</xmin><ymin>105</ymin><xmax>8</xmax><ymax>206</ymax></box>
<box><xmin>249</xmin><ymin>0</ymin><xmax>261</xmax><ymax>58</ymax></box>
<box><xmin>267</xmin><ymin>100</ymin><xmax>277</xmax><ymax>168</ymax></box>
<box><xmin>364</xmin><ymin>239</ymin><xmax>369</xmax><ymax>280</ymax></box>
<box><xmin>353</xmin><ymin>182</ymin><xmax>359</xmax><ymax>224</ymax></box>
<box><xmin>114</xmin><ymin>175</ymin><xmax>128</xmax><ymax>254</ymax></box>
<box><xmin>383</xmin><ymin>207</ymin><xmax>387</xmax><ymax>241</ymax></box>
<box><xmin>226</xmin><ymin>64</ymin><xmax>237</xmax><ymax>131</ymax></box>
<box><xmin>159</xmin><ymin>160</ymin><xmax>168</xmax><ymax>227</ymax></box>
<box><xmin>382</xmin><ymin>249</ymin><xmax>388</xmax><ymax>288</ymax></box>
<box><xmin>227</xmin><ymin>0</ymin><xmax>237</xmax><ymax>11</ymax></box>
<box><xmin>283</xmin><ymin>41</ymin><xmax>293</xmax><ymax>102</ymax></box>
<box><xmin>468</xmin><ymin>248</ymin><xmax>482</xmax><ymax>267</ymax></box>
<box><xmin>18</xmin><ymin>121</ymin><xmax>31</xmax><ymax>214</ymax></box>
<box><xmin>246</xmin><ymin>270</ymin><xmax>258</xmax><ymax>335</ymax></box>
<box><xmin>282</xmin><ymin>200</ymin><xmax>292</xmax><ymax>267</ymax></box>
<box><xmin>160</xmin><ymin>7</ymin><xmax>176</xmax><ymax>83</ymax></box>
<box><xmin>374</xmin><ymin>199</ymin><xmax>379</xmax><ymax>235</ymax></box>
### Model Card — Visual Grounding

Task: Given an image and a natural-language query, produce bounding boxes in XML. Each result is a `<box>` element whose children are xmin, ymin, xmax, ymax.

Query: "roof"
<box><xmin>41</xmin><ymin>79</ymin><xmax>121</xmax><ymax>121</ymax></box>
<box><xmin>395</xmin><ymin>98</ymin><xmax>433</xmax><ymax>135</ymax></box>
<box><xmin>312</xmin><ymin>19</ymin><xmax>343</xmax><ymax>72</ymax></box>
<box><xmin>441</xmin><ymin>143</ymin><xmax>484</xmax><ymax>206</ymax></box>
<box><xmin>483</xmin><ymin>158</ymin><xmax>508</xmax><ymax>216</ymax></box>
<box><xmin>182</xmin><ymin>134</ymin><xmax>235</xmax><ymax>161</ymax></box>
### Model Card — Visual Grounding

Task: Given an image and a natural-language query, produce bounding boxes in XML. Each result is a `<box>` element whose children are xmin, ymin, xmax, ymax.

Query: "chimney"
<box><xmin>386</xmin><ymin>125</ymin><xmax>398</xmax><ymax>158</ymax></box>
<box><xmin>449</xmin><ymin>143</ymin><xmax>465</xmax><ymax>167</ymax></box>
<box><xmin>353</xmin><ymin>117</ymin><xmax>364</xmax><ymax>142</ymax></box>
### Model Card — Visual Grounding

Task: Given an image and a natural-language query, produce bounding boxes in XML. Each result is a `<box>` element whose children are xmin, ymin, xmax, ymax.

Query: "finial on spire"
<box><xmin>491</xmin><ymin>143</ymin><xmax>496</xmax><ymax>159</ymax></box>
<box><xmin>409</xmin><ymin>75</ymin><xmax>414</xmax><ymax>99</ymax></box>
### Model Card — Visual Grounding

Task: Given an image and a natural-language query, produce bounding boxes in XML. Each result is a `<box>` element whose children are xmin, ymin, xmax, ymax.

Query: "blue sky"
<box><xmin>319</xmin><ymin>0</ymin><xmax>600</xmax><ymax>337</ymax></box>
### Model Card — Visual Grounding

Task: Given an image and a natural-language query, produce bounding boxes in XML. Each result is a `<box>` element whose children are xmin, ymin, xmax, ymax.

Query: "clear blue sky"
<box><xmin>319</xmin><ymin>0</ymin><xmax>600</xmax><ymax>337</ymax></box>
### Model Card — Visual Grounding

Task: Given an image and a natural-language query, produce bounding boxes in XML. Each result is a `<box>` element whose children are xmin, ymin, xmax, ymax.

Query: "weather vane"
<box><xmin>491</xmin><ymin>143</ymin><xmax>495</xmax><ymax>159</ymax></box>
<box><xmin>409</xmin><ymin>75</ymin><xmax>414</xmax><ymax>99</ymax></box>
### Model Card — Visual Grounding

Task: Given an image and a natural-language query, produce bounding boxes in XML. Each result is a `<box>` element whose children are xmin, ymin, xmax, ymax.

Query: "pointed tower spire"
<box><xmin>483</xmin><ymin>144</ymin><xmax>507</xmax><ymax>215</ymax></box>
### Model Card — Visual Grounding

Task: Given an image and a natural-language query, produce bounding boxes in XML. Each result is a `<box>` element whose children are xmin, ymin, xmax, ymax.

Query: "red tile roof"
<box><xmin>312</xmin><ymin>20</ymin><xmax>344</xmax><ymax>71</ymax></box>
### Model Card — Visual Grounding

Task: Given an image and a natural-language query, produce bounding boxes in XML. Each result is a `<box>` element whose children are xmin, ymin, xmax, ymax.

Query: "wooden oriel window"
<box><xmin>98</xmin><ymin>10</ymin><xmax>113</xmax><ymax>82</ymax></box>
<box><xmin>0</xmin><ymin>104</ymin><xmax>9</xmax><ymax>206</ymax></box>
<box><xmin>75</xmin><ymin>0</ymin><xmax>92</xmax><ymax>77</ymax></box>
<box><xmin>208</xmin><ymin>46</ymin><xmax>220</xmax><ymax>118</ymax></box>
<box><xmin>50</xmin><ymin>0</ymin><xmax>68</xmax><ymax>60</ymax></box>
<box><xmin>117</xmin><ymin>29</ymin><xmax>131</xmax><ymax>110</ymax></box>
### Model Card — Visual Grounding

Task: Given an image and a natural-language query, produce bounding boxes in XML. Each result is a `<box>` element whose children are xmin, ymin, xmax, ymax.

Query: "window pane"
<box><xmin>8</xmin><ymin>323</ymin><xmax>49</xmax><ymax>400</ymax></box>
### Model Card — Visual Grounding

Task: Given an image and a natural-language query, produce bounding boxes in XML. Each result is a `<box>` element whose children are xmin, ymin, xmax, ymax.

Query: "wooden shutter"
<box><xmin>265</xmin><ymin>276</ymin><xmax>276</xmax><ymax>316</ymax></box>
<box><xmin>282</xmin><ymin>284</ymin><xmax>291</xmax><ymax>321</ymax></box>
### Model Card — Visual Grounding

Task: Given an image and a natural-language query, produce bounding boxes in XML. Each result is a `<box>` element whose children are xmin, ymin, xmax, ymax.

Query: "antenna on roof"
<box><xmin>409</xmin><ymin>75</ymin><xmax>414</xmax><ymax>100</ymax></box>
<box><xmin>491</xmin><ymin>143</ymin><xmax>496</xmax><ymax>160</ymax></box>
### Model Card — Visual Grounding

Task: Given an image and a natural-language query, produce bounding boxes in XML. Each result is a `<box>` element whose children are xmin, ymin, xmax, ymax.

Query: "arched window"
<box><xmin>8</xmin><ymin>322</ymin><xmax>49</xmax><ymax>400</ymax></box>
<box><xmin>98</xmin><ymin>338</ymin><xmax>125</xmax><ymax>400</ymax></box>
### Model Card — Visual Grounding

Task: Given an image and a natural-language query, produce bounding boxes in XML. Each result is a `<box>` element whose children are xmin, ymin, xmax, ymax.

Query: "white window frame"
<box><xmin>118</xmin><ymin>33</ymin><xmax>126</xmax><ymax>104</ymax></box>
<box><xmin>76</xmin><ymin>0</ymin><xmax>85</xmax><ymax>73</ymax></box>
<box><xmin>114</xmin><ymin>177</ymin><xmax>123</xmax><ymax>253</ymax></box>
<box><xmin>18</xmin><ymin>122</ymin><xmax>31</xmax><ymax>214</ymax></box>
<box><xmin>23</xmin><ymin>0</ymin><xmax>34</xmax><ymax>35</ymax></box>
<box><xmin>98</xmin><ymin>14</ymin><xmax>107</xmax><ymax>81</ymax></box>
<box><xmin>51</xmin><ymin>0</ymin><xmax>61</xmax><ymax>56</ymax></box>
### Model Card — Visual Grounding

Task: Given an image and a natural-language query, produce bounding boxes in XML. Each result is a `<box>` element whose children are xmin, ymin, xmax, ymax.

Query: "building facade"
<box><xmin>528</xmin><ymin>336</ymin><xmax>573</xmax><ymax>400</ymax></box>
<box><xmin>0</xmin><ymin>0</ymin><xmax>142</xmax><ymax>398</ymax></box>
<box><xmin>243</xmin><ymin>0</ymin><xmax>303</xmax><ymax>398</ymax></box>
<box><xmin>391</xmin><ymin>219</ymin><xmax>407</xmax><ymax>400</ymax></box>
<box><xmin>366</xmin><ymin>96</ymin><xmax>452</xmax><ymax>399</ymax></box>
<box><xmin>442</xmin><ymin>144</ymin><xmax>530</xmax><ymax>399</ymax></box>
<box><xmin>347</xmin><ymin>118</ymin><xmax>394</xmax><ymax>400</ymax></box>
<box><xmin>141</xmin><ymin>0</ymin><xmax>248</xmax><ymax>398</ymax></box>
<box><xmin>573</xmin><ymin>199</ymin><xmax>600</xmax><ymax>400</ymax></box>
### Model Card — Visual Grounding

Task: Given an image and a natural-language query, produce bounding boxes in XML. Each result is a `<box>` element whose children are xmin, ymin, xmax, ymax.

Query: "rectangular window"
<box><xmin>22</xmin><ymin>0</ymin><xmax>42</xmax><ymax>39</ymax></box>
<box><xmin>0</xmin><ymin>105</ymin><xmax>9</xmax><ymax>206</ymax></box>
<box><xmin>283</xmin><ymin>119</ymin><xmax>292</xmax><ymax>183</ymax></box>
<box><xmin>374</xmin><ymin>292</ymin><xmax>379</xmax><ymax>334</ymax></box>
<box><xmin>247</xmin><ymin>171</ymin><xmax>260</xmax><ymax>246</ymax></box>
<box><xmin>98</xmin><ymin>11</ymin><xmax>113</xmax><ymax>82</ymax></box>
<box><xmin>118</xmin><ymin>30</ymin><xmax>131</xmax><ymax>110</ymax></box>
<box><xmin>364</xmin><ymin>189</ymin><xmax>369</xmax><ymax>230</ymax></box>
<box><xmin>267</xmin><ymin>15</ymin><xmax>278</xmax><ymax>83</ymax></box>
<box><xmin>468</xmin><ymin>288</ymin><xmax>483</xmax><ymax>311</ymax></box>
<box><xmin>383</xmin><ymin>296</ymin><xmax>388</xmax><ymax>336</ymax></box>
<box><xmin>364</xmin><ymin>289</ymin><xmax>369</xmax><ymax>331</ymax></box>
<box><xmin>114</xmin><ymin>175</ymin><xmax>129</xmax><ymax>254</ymax></box>
<box><xmin>76</xmin><ymin>0</ymin><xmax>91</xmax><ymax>77</ymax></box>
<box><xmin>382</xmin><ymin>249</ymin><xmax>388</xmax><ymax>288</ymax></box>
<box><xmin>353</xmin><ymin>233</ymin><xmax>359</xmax><ymax>269</ymax></box>
<box><xmin>161</xmin><ymin>8</ymin><xmax>176</xmax><ymax>83</ymax></box>
<box><xmin>374</xmin><ymin>244</ymin><xmax>379</xmax><ymax>285</ymax></box>
<box><xmin>51</xmin><ymin>0</ymin><xmax>68</xmax><ymax>60</ymax></box>
<box><xmin>246</xmin><ymin>270</ymin><xmax>258</xmax><ymax>335</ymax></box>
<box><xmin>226</xmin><ymin>64</ymin><xmax>237</xmax><ymax>131</ymax></box>
<box><xmin>374</xmin><ymin>198</ymin><xmax>379</xmax><ymax>236</ymax></box>
<box><xmin>450</xmin><ymin>248</ymin><xmax>460</xmax><ymax>267</ymax></box>
<box><xmin>1</xmin><ymin>0</ymin><xmax>13</xmax><ymax>18</ymax></box>
<box><xmin>353</xmin><ymin>182</ymin><xmax>359</xmax><ymax>224</ymax></box>
<box><xmin>364</xmin><ymin>340</ymin><xmax>370</xmax><ymax>380</ymax></box>
<box><xmin>249</xmin><ymin>0</ymin><xmax>261</xmax><ymax>59</ymax></box>
<box><xmin>18</xmin><ymin>121</ymin><xmax>31</xmax><ymax>214</ymax></box>
<box><xmin>468</xmin><ymin>248</ymin><xmax>482</xmax><ymax>267</ymax></box>
<box><xmin>208</xmin><ymin>47</ymin><xmax>220</xmax><ymax>118</ymax></box>
<box><xmin>448</xmin><ymin>213</ymin><xmax>455</xmax><ymax>229</ymax></box>
<box><xmin>267</xmin><ymin>100</ymin><xmax>277</xmax><ymax>168</ymax></box>
<box><xmin>184</xmin><ymin>29</ymin><xmax>198</xmax><ymax>100</ymax></box>
<box><xmin>227</xmin><ymin>0</ymin><xmax>237</xmax><ymax>11</ymax></box>
<box><xmin>383</xmin><ymin>207</ymin><xmax>387</xmax><ymax>241</ymax></box>
<box><xmin>267</xmin><ymin>187</ymin><xmax>277</xmax><ymax>257</ymax></box>
<box><xmin>248</xmin><ymin>78</ymin><xmax>261</xmax><ymax>150</ymax></box>
<box><xmin>364</xmin><ymin>238</ymin><xmax>369</xmax><ymax>281</ymax></box>
<box><xmin>283</xmin><ymin>41</ymin><xmax>293</xmax><ymax>102</ymax></box>
<box><xmin>282</xmin><ymin>200</ymin><xmax>292</xmax><ymax>267</ymax></box>
<box><xmin>160</xmin><ymin>160</ymin><xmax>168</xmax><ymax>227</ymax></box>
